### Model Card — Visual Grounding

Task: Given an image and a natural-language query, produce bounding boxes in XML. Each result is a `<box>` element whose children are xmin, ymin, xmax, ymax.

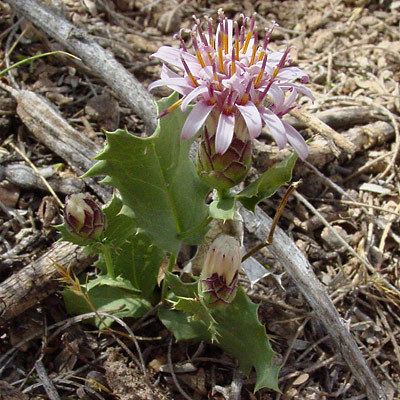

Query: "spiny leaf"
<box><xmin>158</xmin><ymin>306</ymin><xmax>210</xmax><ymax>342</ymax></box>
<box><xmin>212</xmin><ymin>288</ymin><xmax>280</xmax><ymax>392</ymax></box>
<box><xmin>173</xmin><ymin>296</ymin><xmax>219</xmax><ymax>341</ymax></box>
<box><xmin>102</xmin><ymin>195</ymin><xmax>136</xmax><ymax>244</ymax></box>
<box><xmin>85</xmin><ymin>93</ymin><xmax>210</xmax><ymax>252</ymax></box>
<box><xmin>159</xmin><ymin>284</ymin><xmax>279</xmax><ymax>392</ymax></box>
<box><xmin>165</xmin><ymin>272</ymin><xmax>198</xmax><ymax>298</ymax></box>
<box><xmin>63</xmin><ymin>276</ymin><xmax>150</xmax><ymax>329</ymax></box>
<box><xmin>237</xmin><ymin>153</ymin><xmax>297</xmax><ymax>211</ymax></box>
<box><xmin>209</xmin><ymin>196</ymin><xmax>236</xmax><ymax>221</ymax></box>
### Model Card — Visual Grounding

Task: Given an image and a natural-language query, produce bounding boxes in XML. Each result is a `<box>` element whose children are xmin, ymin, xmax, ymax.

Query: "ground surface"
<box><xmin>0</xmin><ymin>0</ymin><xmax>399</xmax><ymax>399</ymax></box>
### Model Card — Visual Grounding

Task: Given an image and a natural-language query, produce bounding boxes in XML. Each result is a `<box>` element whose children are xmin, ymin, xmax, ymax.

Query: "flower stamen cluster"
<box><xmin>149</xmin><ymin>10</ymin><xmax>313</xmax><ymax>159</ymax></box>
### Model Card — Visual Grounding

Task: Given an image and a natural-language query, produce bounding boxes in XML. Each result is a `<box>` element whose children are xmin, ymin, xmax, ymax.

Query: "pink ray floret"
<box><xmin>148</xmin><ymin>11</ymin><xmax>313</xmax><ymax>159</ymax></box>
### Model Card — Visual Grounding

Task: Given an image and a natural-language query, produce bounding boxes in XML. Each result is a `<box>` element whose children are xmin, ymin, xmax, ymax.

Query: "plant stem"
<box><xmin>161</xmin><ymin>253</ymin><xmax>176</xmax><ymax>301</ymax></box>
<box><xmin>102</xmin><ymin>244</ymin><xmax>115</xmax><ymax>278</ymax></box>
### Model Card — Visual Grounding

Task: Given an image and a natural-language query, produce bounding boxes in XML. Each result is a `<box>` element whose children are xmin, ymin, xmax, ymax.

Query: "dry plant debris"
<box><xmin>0</xmin><ymin>0</ymin><xmax>399</xmax><ymax>399</ymax></box>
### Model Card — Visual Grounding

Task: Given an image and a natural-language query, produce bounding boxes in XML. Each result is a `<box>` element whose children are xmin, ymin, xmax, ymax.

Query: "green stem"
<box><xmin>161</xmin><ymin>253</ymin><xmax>176</xmax><ymax>301</ymax></box>
<box><xmin>102</xmin><ymin>244</ymin><xmax>115</xmax><ymax>279</ymax></box>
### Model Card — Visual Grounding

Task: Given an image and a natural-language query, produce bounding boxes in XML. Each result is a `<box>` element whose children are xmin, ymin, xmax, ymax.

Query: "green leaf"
<box><xmin>165</xmin><ymin>272</ymin><xmax>198</xmax><ymax>298</ymax></box>
<box><xmin>102</xmin><ymin>195</ymin><xmax>136</xmax><ymax>244</ymax></box>
<box><xmin>63</xmin><ymin>276</ymin><xmax>150</xmax><ymax>329</ymax></box>
<box><xmin>93</xmin><ymin>196</ymin><xmax>164</xmax><ymax>298</ymax></box>
<box><xmin>237</xmin><ymin>153</ymin><xmax>297</xmax><ymax>211</ymax></box>
<box><xmin>85</xmin><ymin>93</ymin><xmax>210</xmax><ymax>252</ymax></box>
<box><xmin>86</xmin><ymin>275</ymin><xmax>140</xmax><ymax>293</ymax></box>
<box><xmin>95</xmin><ymin>232</ymin><xmax>163</xmax><ymax>299</ymax></box>
<box><xmin>159</xmin><ymin>286</ymin><xmax>279</xmax><ymax>392</ymax></box>
<box><xmin>158</xmin><ymin>306</ymin><xmax>211</xmax><ymax>342</ymax></box>
<box><xmin>174</xmin><ymin>296</ymin><xmax>219</xmax><ymax>341</ymax></box>
<box><xmin>212</xmin><ymin>288</ymin><xmax>279</xmax><ymax>392</ymax></box>
<box><xmin>127</xmin><ymin>231</ymin><xmax>164</xmax><ymax>298</ymax></box>
<box><xmin>209</xmin><ymin>196</ymin><xmax>236</xmax><ymax>220</ymax></box>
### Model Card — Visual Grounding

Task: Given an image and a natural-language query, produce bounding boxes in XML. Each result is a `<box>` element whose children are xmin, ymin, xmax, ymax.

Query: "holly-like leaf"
<box><xmin>209</xmin><ymin>196</ymin><xmax>236</xmax><ymax>221</ymax></box>
<box><xmin>158</xmin><ymin>306</ymin><xmax>211</xmax><ymax>342</ymax></box>
<box><xmin>237</xmin><ymin>153</ymin><xmax>297</xmax><ymax>211</ymax></box>
<box><xmin>85</xmin><ymin>93</ymin><xmax>210</xmax><ymax>252</ymax></box>
<box><xmin>102</xmin><ymin>195</ymin><xmax>136</xmax><ymax>244</ymax></box>
<box><xmin>123</xmin><ymin>231</ymin><xmax>164</xmax><ymax>299</ymax></box>
<box><xmin>212</xmin><ymin>288</ymin><xmax>279</xmax><ymax>392</ymax></box>
<box><xmin>63</xmin><ymin>275</ymin><xmax>151</xmax><ymax>329</ymax></box>
<box><xmin>165</xmin><ymin>272</ymin><xmax>198</xmax><ymax>298</ymax></box>
<box><xmin>173</xmin><ymin>296</ymin><xmax>219</xmax><ymax>341</ymax></box>
<box><xmin>159</xmin><ymin>281</ymin><xmax>279</xmax><ymax>392</ymax></box>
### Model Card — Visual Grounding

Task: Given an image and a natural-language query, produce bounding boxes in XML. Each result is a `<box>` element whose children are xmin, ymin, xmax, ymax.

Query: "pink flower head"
<box><xmin>149</xmin><ymin>11</ymin><xmax>313</xmax><ymax>159</ymax></box>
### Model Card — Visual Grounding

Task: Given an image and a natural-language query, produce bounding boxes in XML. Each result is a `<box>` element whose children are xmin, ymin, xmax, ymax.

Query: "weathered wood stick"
<box><xmin>255</xmin><ymin>120</ymin><xmax>394</xmax><ymax>170</ymax></box>
<box><xmin>283</xmin><ymin>106</ymin><xmax>381</xmax><ymax>130</ymax></box>
<box><xmin>0</xmin><ymin>84</ymin><xmax>111</xmax><ymax>202</ymax></box>
<box><xmin>2</xmin><ymin>163</ymin><xmax>85</xmax><ymax>195</ymax></box>
<box><xmin>0</xmin><ymin>241</ymin><xmax>96</xmax><ymax>326</ymax></box>
<box><xmin>289</xmin><ymin>108</ymin><xmax>356</xmax><ymax>155</ymax></box>
<box><xmin>4</xmin><ymin>0</ymin><xmax>158</xmax><ymax>133</ymax></box>
<box><xmin>240</xmin><ymin>205</ymin><xmax>387</xmax><ymax>400</ymax></box>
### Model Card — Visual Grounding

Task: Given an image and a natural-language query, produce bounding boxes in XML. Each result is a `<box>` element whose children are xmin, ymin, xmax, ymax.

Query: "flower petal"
<box><xmin>215</xmin><ymin>113</ymin><xmax>235</xmax><ymax>154</ymax></box>
<box><xmin>277</xmin><ymin>67</ymin><xmax>309</xmax><ymax>82</ymax></box>
<box><xmin>181</xmin><ymin>102</ymin><xmax>214</xmax><ymax>140</ymax></box>
<box><xmin>261</xmin><ymin>108</ymin><xmax>287</xmax><ymax>149</ymax></box>
<box><xmin>148</xmin><ymin>77</ymin><xmax>191</xmax><ymax>92</ymax></box>
<box><xmin>280</xmin><ymin>83</ymin><xmax>314</xmax><ymax>101</ymax></box>
<box><xmin>181</xmin><ymin>85</ymin><xmax>209</xmax><ymax>111</ymax></box>
<box><xmin>274</xmin><ymin>88</ymin><xmax>298</xmax><ymax>116</ymax></box>
<box><xmin>161</xmin><ymin>64</ymin><xmax>180</xmax><ymax>79</ymax></box>
<box><xmin>282</xmin><ymin>121</ymin><xmax>308</xmax><ymax>160</ymax></box>
<box><xmin>236</xmin><ymin>102</ymin><xmax>262</xmax><ymax>139</ymax></box>
<box><xmin>263</xmin><ymin>83</ymin><xmax>285</xmax><ymax>109</ymax></box>
<box><xmin>151</xmin><ymin>46</ymin><xmax>199</xmax><ymax>71</ymax></box>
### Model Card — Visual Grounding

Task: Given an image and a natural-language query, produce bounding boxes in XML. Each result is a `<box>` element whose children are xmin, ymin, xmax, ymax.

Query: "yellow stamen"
<box><xmin>258</xmin><ymin>50</ymin><xmax>265</xmax><ymax>61</ymax></box>
<box><xmin>218</xmin><ymin>46</ymin><xmax>224</xmax><ymax>73</ymax></box>
<box><xmin>241</xmin><ymin>31</ymin><xmax>252</xmax><ymax>53</ymax></box>
<box><xmin>272</xmin><ymin>66</ymin><xmax>280</xmax><ymax>79</ymax></box>
<box><xmin>206</xmin><ymin>51</ymin><xmax>214</xmax><ymax>65</ymax></box>
<box><xmin>196</xmin><ymin>50</ymin><xmax>206</xmax><ymax>68</ymax></box>
<box><xmin>161</xmin><ymin>98</ymin><xmax>183</xmax><ymax>116</ymax></box>
<box><xmin>255</xmin><ymin>69</ymin><xmax>264</xmax><ymax>87</ymax></box>
<box><xmin>231</xmin><ymin>59</ymin><xmax>236</xmax><ymax>75</ymax></box>
<box><xmin>223</xmin><ymin>32</ymin><xmax>228</xmax><ymax>54</ymax></box>
<box><xmin>187</xmin><ymin>72</ymin><xmax>199</xmax><ymax>87</ymax></box>
<box><xmin>235</xmin><ymin>40</ymin><xmax>240</xmax><ymax>60</ymax></box>
<box><xmin>250</xmin><ymin>44</ymin><xmax>257</xmax><ymax>65</ymax></box>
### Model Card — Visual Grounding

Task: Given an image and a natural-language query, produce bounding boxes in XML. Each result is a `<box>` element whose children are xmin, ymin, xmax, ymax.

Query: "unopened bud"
<box><xmin>200</xmin><ymin>234</ymin><xmax>242</xmax><ymax>306</ymax></box>
<box><xmin>64</xmin><ymin>194</ymin><xmax>105</xmax><ymax>240</ymax></box>
<box><xmin>197</xmin><ymin>126</ymin><xmax>252</xmax><ymax>192</ymax></box>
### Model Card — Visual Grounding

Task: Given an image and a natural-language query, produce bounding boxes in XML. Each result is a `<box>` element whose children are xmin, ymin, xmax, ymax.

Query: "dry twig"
<box><xmin>4</xmin><ymin>0</ymin><xmax>157</xmax><ymax>132</ymax></box>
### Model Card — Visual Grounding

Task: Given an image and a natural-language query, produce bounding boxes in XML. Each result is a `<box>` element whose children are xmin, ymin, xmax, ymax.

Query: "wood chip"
<box><xmin>359</xmin><ymin>183</ymin><xmax>392</xmax><ymax>195</ymax></box>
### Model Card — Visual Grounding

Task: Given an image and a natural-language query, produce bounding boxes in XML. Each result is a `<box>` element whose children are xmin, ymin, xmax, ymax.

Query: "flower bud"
<box><xmin>64</xmin><ymin>194</ymin><xmax>105</xmax><ymax>240</ymax></box>
<box><xmin>200</xmin><ymin>234</ymin><xmax>242</xmax><ymax>306</ymax></box>
<box><xmin>197</xmin><ymin>125</ymin><xmax>252</xmax><ymax>192</ymax></box>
